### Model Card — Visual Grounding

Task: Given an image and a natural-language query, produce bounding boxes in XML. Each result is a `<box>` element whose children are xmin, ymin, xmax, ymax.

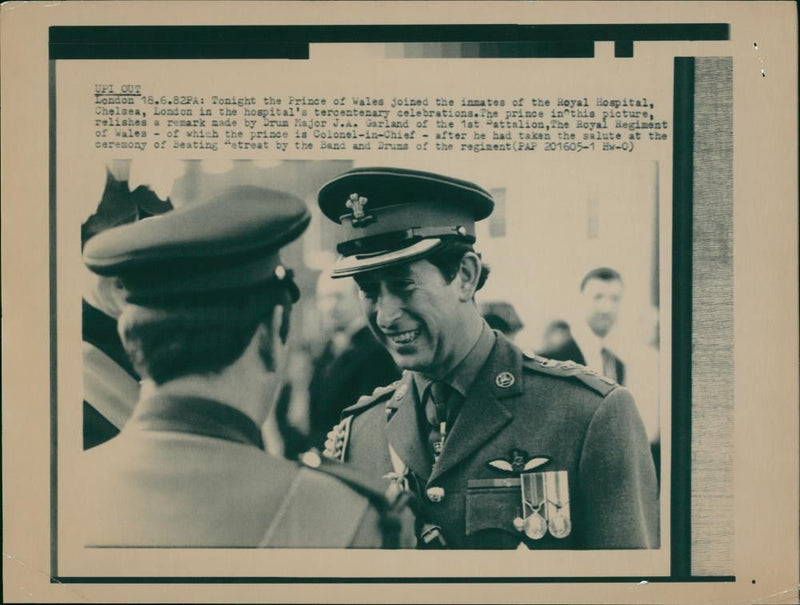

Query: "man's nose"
<box><xmin>596</xmin><ymin>297</ymin><xmax>614</xmax><ymax>313</ymax></box>
<box><xmin>375</xmin><ymin>287</ymin><xmax>403</xmax><ymax>329</ymax></box>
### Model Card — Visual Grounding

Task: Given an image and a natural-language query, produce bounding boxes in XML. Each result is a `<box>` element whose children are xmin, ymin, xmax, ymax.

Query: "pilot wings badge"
<box><xmin>487</xmin><ymin>449</ymin><xmax>550</xmax><ymax>474</ymax></box>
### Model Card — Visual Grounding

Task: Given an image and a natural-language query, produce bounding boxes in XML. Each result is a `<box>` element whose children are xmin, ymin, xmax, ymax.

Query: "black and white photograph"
<box><xmin>2</xmin><ymin>2</ymin><xmax>797</xmax><ymax>603</ymax></box>
<box><xmin>78</xmin><ymin>157</ymin><xmax>662</xmax><ymax>552</ymax></box>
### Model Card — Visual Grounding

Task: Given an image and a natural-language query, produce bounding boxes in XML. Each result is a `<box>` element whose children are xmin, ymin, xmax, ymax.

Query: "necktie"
<box><xmin>425</xmin><ymin>382</ymin><xmax>453</xmax><ymax>463</ymax></box>
<box><xmin>601</xmin><ymin>347</ymin><xmax>619</xmax><ymax>383</ymax></box>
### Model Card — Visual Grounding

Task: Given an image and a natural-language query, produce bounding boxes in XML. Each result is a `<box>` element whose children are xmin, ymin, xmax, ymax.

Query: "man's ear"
<box><xmin>255</xmin><ymin>305</ymin><xmax>289</xmax><ymax>373</ymax></box>
<box><xmin>456</xmin><ymin>252</ymin><xmax>482</xmax><ymax>302</ymax></box>
<box><xmin>276</xmin><ymin>303</ymin><xmax>291</xmax><ymax>343</ymax></box>
<box><xmin>273</xmin><ymin>304</ymin><xmax>289</xmax><ymax>343</ymax></box>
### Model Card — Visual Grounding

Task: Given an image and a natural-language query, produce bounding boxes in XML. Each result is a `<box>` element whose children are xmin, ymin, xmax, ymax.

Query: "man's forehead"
<box><xmin>352</xmin><ymin>259</ymin><xmax>437</xmax><ymax>284</ymax></box>
<box><xmin>353</xmin><ymin>263</ymin><xmax>414</xmax><ymax>283</ymax></box>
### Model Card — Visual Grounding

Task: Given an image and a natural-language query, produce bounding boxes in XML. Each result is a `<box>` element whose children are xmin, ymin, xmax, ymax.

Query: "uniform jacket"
<box><xmin>326</xmin><ymin>333</ymin><xmax>658</xmax><ymax>549</ymax></box>
<box><xmin>308</xmin><ymin>325</ymin><xmax>400</xmax><ymax>450</ymax></box>
<box><xmin>539</xmin><ymin>334</ymin><xmax>626</xmax><ymax>386</ymax></box>
<box><xmin>83</xmin><ymin>394</ymin><xmax>414</xmax><ymax>548</ymax></box>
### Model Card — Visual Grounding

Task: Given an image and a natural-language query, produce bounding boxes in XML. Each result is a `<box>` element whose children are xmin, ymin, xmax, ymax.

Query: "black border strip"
<box><xmin>671</xmin><ymin>57</ymin><xmax>695</xmax><ymax>579</ymax></box>
<box><xmin>49</xmin><ymin>24</ymin><xmax>729</xmax><ymax>59</ymax></box>
<box><xmin>49</xmin><ymin>58</ymin><xmax>59</xmax><ymax>580</ymax></box>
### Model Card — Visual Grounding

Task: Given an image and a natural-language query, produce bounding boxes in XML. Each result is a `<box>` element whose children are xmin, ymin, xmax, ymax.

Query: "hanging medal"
<box><xmin>544</xmin><ymin>470</ymin><xmax>572</xmax><ymax>539</ymax></box>
<box><xmin>520</xmin><ymin>472</ymin><xmax>547</xmax><ymax>540</ymax></box>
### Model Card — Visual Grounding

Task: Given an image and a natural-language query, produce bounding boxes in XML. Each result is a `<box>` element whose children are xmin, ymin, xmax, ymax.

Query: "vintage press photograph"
<box><xmin>77</xmin><ymin>156</ymin><xmax>663</xmax><ymax>551</ymax></box>
<box><xmin>28</xmin><ymin>6</ymin><xmax>786</xmax><ymax>597</ymax></box>
<box><xmin>6</xmin><ymin>2</ymin><xmax>798</xmax><ymax>603</ymax></box>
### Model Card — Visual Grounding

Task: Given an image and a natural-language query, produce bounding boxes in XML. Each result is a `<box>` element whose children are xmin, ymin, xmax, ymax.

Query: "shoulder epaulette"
<box><xmin>522</xmin><ymin>351</ymin><xmax>618</xmax><ymax>397</ymax></box>
<box><xmin>341</xmin><ymin>380</ymin><xmax>400</xmax><ymax>417</ymax></box>
<box><xmin>322</xmin><ymin>415</ymin><xmax>353</xmax><ymax>461</ymax></box>
<box><xmin>322</xmin><ymin>381</ymin><xmax>400</xmax><ymax>462</ymax></box>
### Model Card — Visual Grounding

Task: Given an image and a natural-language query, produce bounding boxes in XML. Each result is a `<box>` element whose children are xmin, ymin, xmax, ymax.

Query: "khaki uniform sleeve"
<box><xmin>577</xmin><ymin>386</ymin><xmax>660</xmax><ymax>548</ymax></box>
<box><xmin>348</xmin><ymin>499</ymin><xmax>417</xmax><ymax>548</ymax></box>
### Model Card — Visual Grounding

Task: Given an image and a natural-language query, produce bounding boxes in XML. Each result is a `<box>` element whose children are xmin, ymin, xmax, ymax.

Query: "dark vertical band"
<box><xmin>671</xmin><ymin>56</ymin><xmax>695</xmax><ymax>578</ymax></box>
<box><xmin>48</xmin><ymin>59</ymin><xmax>59</xmax><ymax>579</ymax></box>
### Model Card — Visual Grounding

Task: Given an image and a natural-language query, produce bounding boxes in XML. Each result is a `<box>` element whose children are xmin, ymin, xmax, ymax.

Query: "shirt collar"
<box><xmin>571</xmin><ymin>317</ymin><xmax>605</xmax><ymax>352</ymax></box>
<box><xmin>412</xmin><ymin>320</ymin><xmax>496</xmax><ymax>400</ymax></box>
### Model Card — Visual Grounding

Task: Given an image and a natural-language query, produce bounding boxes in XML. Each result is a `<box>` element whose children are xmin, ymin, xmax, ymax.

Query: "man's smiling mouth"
<box><xmin>386</xmin><ymin>329</ymin><xmax>421</xmax><ymax>345</ymax></box>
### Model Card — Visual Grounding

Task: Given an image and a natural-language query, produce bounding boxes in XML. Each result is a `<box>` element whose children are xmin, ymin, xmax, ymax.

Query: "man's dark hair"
<box><xmin>579</xmin><ymin>267</ymin><xmax>623</xmax><ymax>292</ymax></box>
<box><xmin>118</xmin><ymin>285</ymin><xmax>293</xmax><ymax>385</ymax></box>
<box><xmin>426</xmin><ymin>240</ymin><xmax>490</xmax><ymax>292</ymax></box>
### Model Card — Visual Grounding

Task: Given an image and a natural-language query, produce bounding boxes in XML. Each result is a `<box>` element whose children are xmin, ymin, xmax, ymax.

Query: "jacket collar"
<box><xmin>385</xmin><ymin>372</ymin><xmax>431</xmax><ymax>479</ymax></box>
<box><xmin>385</xmin><ymin>332</ymin><xmax>523</xmax><ymax>483</ymax></box>
<box><xmin>128</xmin><ymin>393</ymin><xmax>265</xmax><ymax>450</ymax></box>
<box><xmin>411</xmin><ymin>321</ymin><xmax>496</xmax><ymax>401</ymax></box>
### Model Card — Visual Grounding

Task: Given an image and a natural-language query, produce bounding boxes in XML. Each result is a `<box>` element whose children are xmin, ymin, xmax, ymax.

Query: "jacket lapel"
<box><xmin>428</xmin><ymin>335</ymin><xmax>521</xmax><ymax>483</ymax></box>
<box><xmin>385</xmin><ymin>372</ymin><xmax>432</xmax><ymax>480</ymax></box>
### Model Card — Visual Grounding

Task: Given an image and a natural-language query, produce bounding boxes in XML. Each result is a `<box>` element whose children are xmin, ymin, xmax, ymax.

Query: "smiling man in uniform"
<box><xmin>319</xmin><ymin>167</ymin><xmax>658</xmax><ymax>549</ymax></box>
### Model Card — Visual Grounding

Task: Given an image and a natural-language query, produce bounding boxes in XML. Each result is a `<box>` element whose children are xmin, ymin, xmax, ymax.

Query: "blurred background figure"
<box><xmin>540</xmin><ymin>319</ymin><xmax>572</xmax><ymax>352</ymax></box>
<box><xmin>81</xmin><ymin>163</ymin><xmax>172</xmax><ymax>449</ymax></box>
<box><xmin>480</xmin><ymin>301</ymin><xmax>524</xmax><ymax>341</ymax></box>
<box><xmin>538</xmin><ymin>267</ymin><xmax>626</xmax><ymax>386</ymax></box>
<box><xmin>626</xmin><ymin>306</ymin><xmax>662</xmax><ymax>481</ymax></box>
<box><xmin>305</xmin><ymin>269</ymin><xmax>400</xmax><ymax>451</ymax></box>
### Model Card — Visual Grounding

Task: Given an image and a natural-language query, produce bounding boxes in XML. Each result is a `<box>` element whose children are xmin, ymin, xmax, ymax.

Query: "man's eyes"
<box><xmin>388</xmin><ymin>280</ymin><xmax>415</xmax><ymax>295</ymax></box>
<box><xmin>357</xmin><ymin>281</ymin><xmax>415</xmax><ymax>300</ymax></box>
<box><xmin>358</xmin><ymin>285</ymin><xmax>379</xmax><ymax>300</ymax></box>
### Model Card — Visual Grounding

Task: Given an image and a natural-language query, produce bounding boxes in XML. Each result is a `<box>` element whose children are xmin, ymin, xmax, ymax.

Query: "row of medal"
<box><xmin>513</xmin><ymin>470</ymin><xmax>572</xmax><ymax>540</ymax></box>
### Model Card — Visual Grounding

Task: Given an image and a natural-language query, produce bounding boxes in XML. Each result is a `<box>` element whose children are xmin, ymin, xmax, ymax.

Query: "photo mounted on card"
<box><xmin>38</xmin><ymin>4</ymin><xmax>753</xmax><ymax>595</ymax></box>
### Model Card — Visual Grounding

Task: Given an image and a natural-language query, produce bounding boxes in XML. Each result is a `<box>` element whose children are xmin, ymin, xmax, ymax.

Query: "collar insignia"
<box><xmin>495</xmin><ymin>371</ymin><xmax>515</xmax><ymax>388</ymax></box>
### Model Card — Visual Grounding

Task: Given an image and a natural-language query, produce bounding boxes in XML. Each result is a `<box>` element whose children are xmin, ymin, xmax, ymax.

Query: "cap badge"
<box><xmin>488</xmin><ymin>449</ymin><xmax>550</xmax><ymax>474</ymax></box>
<box><xmin>345</xmin><ymin>193</ymin><xmax>375</xmax><ymax>228</ymax></box>
<box><xmin>495</xmin><ymin>371</ymin><xmax>515</xmax><ymax>388</ymax></box>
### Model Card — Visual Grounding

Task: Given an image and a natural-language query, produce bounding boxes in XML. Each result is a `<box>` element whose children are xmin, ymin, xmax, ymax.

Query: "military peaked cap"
<box><xmin>318</xmin><ymin>167</ymin><xmax>494</xmax><ymax>277</ymax></box>
<box><xmin>83</xmin><ymin>185</ymin><xmax>310</xmax><ymax>304</ymax></box>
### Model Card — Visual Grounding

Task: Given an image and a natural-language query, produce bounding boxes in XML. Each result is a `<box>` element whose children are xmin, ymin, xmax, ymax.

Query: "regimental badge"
<box><xmin>487</xmin><ymin>449</ymin><xmax>550</xmax><ymax>474</ymax></box>
<box><xmin>515</xmin><ymin>470</ymin><xmax>572</xmax><ymax>540</ymax></box>
<box><xmin>495</xmin><ymin>371</ymin><xmax>515</xmax><ymax>388</ymax></box>
<box><xmin>345</xmin><ymin>193</ymin><xmax>375</xmax><ymax>227</ymax></box>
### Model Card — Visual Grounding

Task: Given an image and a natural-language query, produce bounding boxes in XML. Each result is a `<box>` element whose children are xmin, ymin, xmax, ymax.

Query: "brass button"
<box><xmin>426</xmin><ymin>486</ymin><xmax>445</xmax><ymax>503</ymax></box>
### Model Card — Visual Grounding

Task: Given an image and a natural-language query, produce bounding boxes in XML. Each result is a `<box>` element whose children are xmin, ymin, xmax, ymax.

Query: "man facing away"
<box><xmin>318</xmin><ymin>167</ymin><xmax>658</xmax><ymax>549</ymax></box>
<box><xmin>81</xmin><ymin>185</ymin><xmax>414</xmax><ymax>548</ymax></box>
